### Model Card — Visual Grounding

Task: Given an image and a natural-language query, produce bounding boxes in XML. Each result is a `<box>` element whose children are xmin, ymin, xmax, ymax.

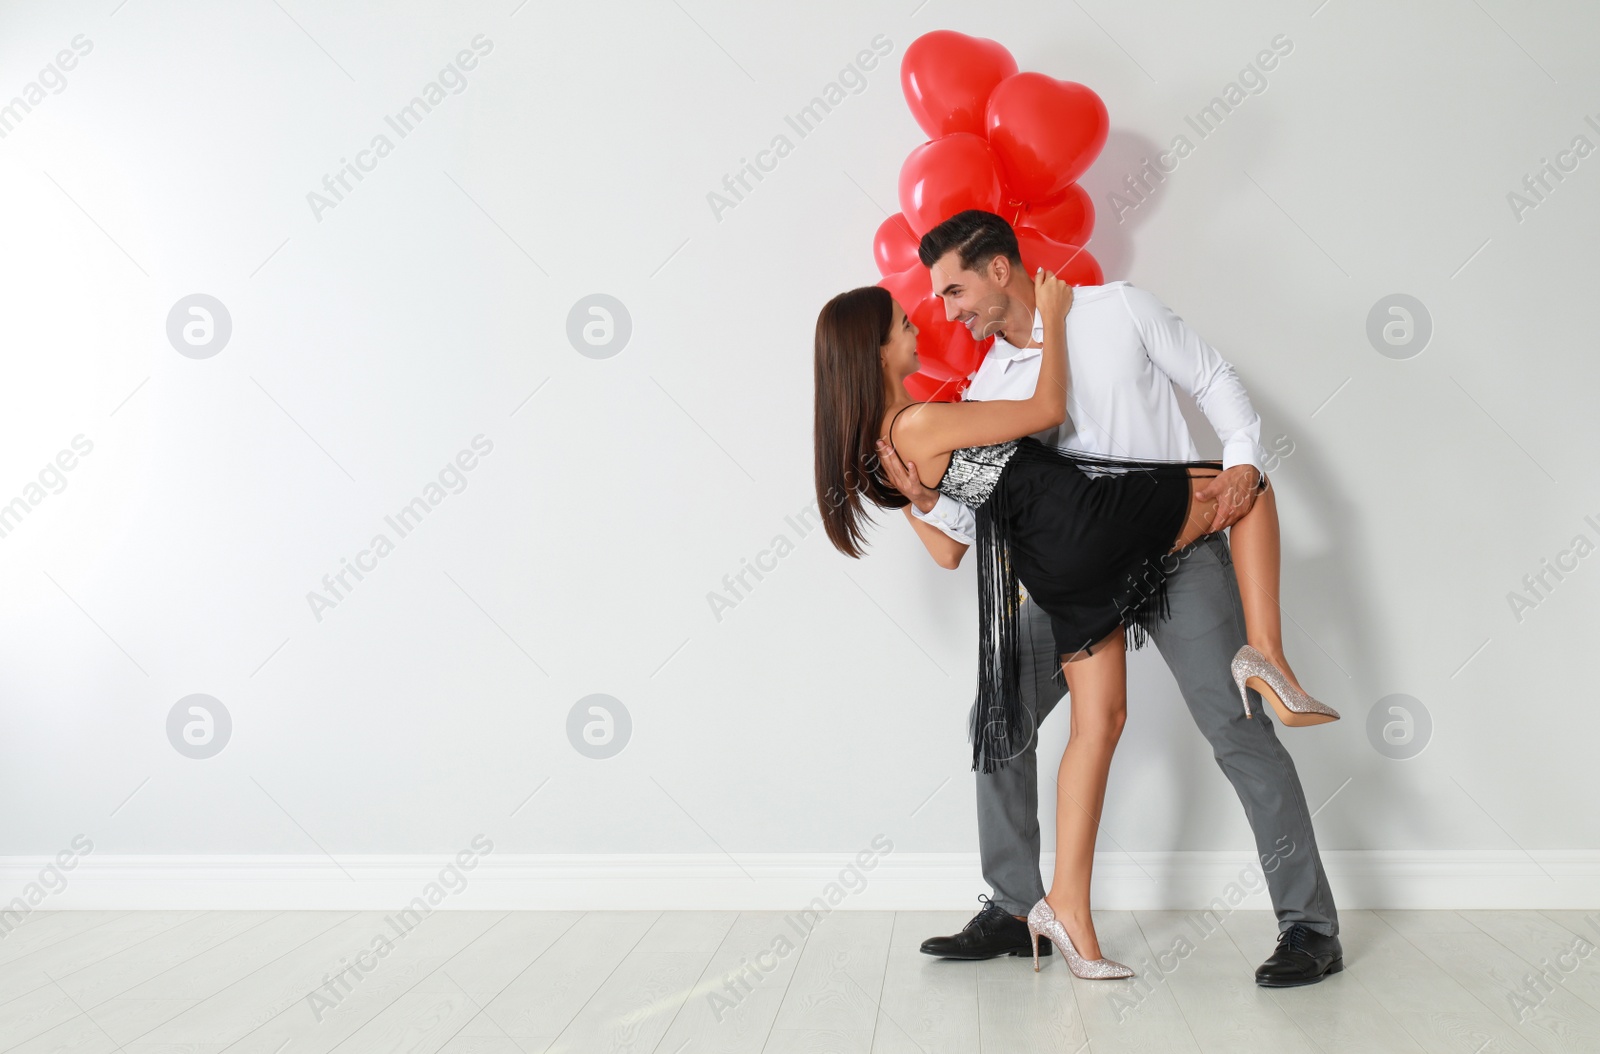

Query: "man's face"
<box><xmin>929</xmin><ymin>251</ymin><xmax>1012</xmax><ymax>342</ymax></box>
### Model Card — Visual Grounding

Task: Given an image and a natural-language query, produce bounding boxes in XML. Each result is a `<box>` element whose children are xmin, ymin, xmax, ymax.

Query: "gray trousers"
<box><xmin>972</xmin><ymin>532</ymin><xmax>1339</xmax><ymax>936</ymax></box>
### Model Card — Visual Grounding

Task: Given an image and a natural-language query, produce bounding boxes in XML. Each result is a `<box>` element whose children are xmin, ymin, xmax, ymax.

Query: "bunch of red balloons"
<box><xmin>875</xmin><ymin>31</ymin><xmax>1109</xmax><ymax>401</ymax></box>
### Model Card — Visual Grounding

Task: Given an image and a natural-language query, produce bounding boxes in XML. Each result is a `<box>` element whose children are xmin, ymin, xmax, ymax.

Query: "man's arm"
<box><xmin>1119</xmin><ymin>283</ymin><xmax>1266</xmax><ymax>530</ymax></box>
<box><xmin>913</xmin><ymin>492</ymin><xmax>978</xmax><ymax>546</ymax></box>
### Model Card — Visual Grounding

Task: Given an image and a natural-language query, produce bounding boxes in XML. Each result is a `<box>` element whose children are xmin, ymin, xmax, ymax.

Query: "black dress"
<box><xmin>889</xmin><ymin>404</ymin><xmax>1222</xmax><ymax>773</ymax></box>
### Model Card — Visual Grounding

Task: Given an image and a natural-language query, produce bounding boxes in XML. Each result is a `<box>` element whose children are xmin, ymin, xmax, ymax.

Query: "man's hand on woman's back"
<box><xmin>875</xmin><ymin>437</ymin><xmax>940</xmax><ymax>514</ymax></box>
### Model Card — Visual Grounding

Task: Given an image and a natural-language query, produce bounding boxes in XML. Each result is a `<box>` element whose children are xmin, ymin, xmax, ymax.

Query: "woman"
<box><xmin>812</xmin><ymin>269</ymin><xmax>1337</xmax><ymax>980</ymax></box>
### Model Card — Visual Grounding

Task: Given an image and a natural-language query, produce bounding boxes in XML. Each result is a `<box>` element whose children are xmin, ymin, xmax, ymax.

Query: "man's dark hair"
<box><xmin>917</xmin><ymin>209</ymin><xmax>1022</xmax><ymax>274</ymax></box>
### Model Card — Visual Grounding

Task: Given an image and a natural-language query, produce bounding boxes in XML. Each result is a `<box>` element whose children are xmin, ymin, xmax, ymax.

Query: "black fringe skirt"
<box><xmin>967</xmin><ymin>439</ymin><xmax>1220</xmax><ymax>773</ymax></box>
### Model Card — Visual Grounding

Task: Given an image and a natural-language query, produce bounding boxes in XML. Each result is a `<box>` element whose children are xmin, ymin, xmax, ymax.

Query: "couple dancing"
<box><xmin>812</xmin><ymin>210</ymin><xmax>1343</xmax><ymax>986</ymax></box>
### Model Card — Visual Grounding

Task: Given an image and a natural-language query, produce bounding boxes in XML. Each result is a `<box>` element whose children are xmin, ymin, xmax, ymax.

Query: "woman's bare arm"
<box><xmin>901</xmin><ymin>505</ymin><xmax>969</xmax><ymax>569</ymax></box>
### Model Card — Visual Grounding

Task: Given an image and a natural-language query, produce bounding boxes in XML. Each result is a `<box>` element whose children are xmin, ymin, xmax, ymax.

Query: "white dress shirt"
<box><xmin>912</xmin><ymin>281</ymin><xmax>1263</xmax><ymax>545</ymax></box>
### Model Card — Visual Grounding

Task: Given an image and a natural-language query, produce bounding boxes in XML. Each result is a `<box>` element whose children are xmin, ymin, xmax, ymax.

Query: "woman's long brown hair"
<box><xmin>813</xmin><ymin>285</ymin><xmax>909</xmax><ymax>558</ymax></box>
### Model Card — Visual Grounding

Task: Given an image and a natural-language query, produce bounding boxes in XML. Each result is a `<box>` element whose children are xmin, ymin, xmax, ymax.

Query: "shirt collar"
<box><xmin>988</xmin><ymin>307</ymin><xmax>1046</xmax><ymax>361</ymax></box>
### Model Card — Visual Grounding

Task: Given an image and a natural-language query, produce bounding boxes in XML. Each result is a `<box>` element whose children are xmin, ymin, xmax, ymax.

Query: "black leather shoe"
<box><xmin>920</xmin><ymin>895</ymin><xmax>1049</xmax><ymax>959</ymax></box>
<box><xmin>1255</xmin><ymin>924</ymin><xmax>1343</xmax><ymax>986</ymax></box>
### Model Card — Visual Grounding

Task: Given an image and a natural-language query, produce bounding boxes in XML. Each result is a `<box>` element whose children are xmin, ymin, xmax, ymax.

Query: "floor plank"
<box><xmin>54</xmin><ymin>910</ymin><xmax>281</xmax><ymax>1009</ymax></box>
<box><xmin>772</xmin><ymin>910</ymin><xmax>894</xmax><ymax>1033</ymax></box>
<box><xmin>0</xmin><ymin>910</ymin><xmax>200</xmax><ymax>1005</ymax></box>
<box><xmin>870</xmin><ymin>911</ymin><xmax>981</xmax><ymax>1054</ymax></box>
<box><xmin>1409</xmin><ymin>924</ymin><xmax>1600</xmax><ymax>1054</ymax></box>
<box><xmin>648</xmin><ymin>911</ymin><xmax>805</xmax><ymax>1054</ymax></box>
<box><xmin>1070</xmin><ymin>910</ymin><xmax>1201</xmax><ymax>1054</ymax></box>
<box><xmin>1463</xmin><ymin>910</ymin><xmax>1600</xmax><ymax>1018</ymax></box>
<box><xmin>542</xmin><ymin>910</ymin><xmax>734</xmax><ymax>1054</ymax></box>
<box><xmin>1132</xmin><ymin>909</ymin><xmax>1319</xmax><ymax>1054</ymax></box>
<box><xmin>477</xmin><ymin>911</ymin><xmax>660</xmax><ymax>1038</ymax></box>
<box><xmin>4</xmin><ymin>909</ymin><xmax>1598</xmax><ymax>1053</ymax></box>
<box><xmin>1357</xmin><ymin>910</ymin><xmax>1543</xmax><ymax>1054</ymax></box>
<box><xmin>1217</xmin><ymin>909</ymin><xmax>1427</xmax><ymax>1054</ymax></box>
<box><xmin>218</xmin><ymin>910</ymin><xmax>505</xmax><ymax>1053</ymax></box>
<box><xmin>0</xmin><ymin>913</ymin><xmax>132</xmax><ymax>967</ymax></box>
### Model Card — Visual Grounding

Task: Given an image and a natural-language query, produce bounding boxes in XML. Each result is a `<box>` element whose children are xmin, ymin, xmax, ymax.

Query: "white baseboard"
<box><xmin>2</xmin><ymin>851</ymin><xmax>1598</xmax><ymax>913</ymax></box>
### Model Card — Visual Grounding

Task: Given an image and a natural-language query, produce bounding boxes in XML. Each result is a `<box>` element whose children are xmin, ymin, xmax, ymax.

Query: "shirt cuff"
<box><xmin>1221</xmin><ymin>437</ymin><xmax>1265</xmax><ymax>477</ymax></box>
<box><xmin>913</xmin><ymin>494</ymin><xmax>977</xmax><ymax>546</ymax></box>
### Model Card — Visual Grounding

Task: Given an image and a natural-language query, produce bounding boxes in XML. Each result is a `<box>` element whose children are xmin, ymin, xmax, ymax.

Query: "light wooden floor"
<box><xmin>2</xmin><ymin>907</ymin><xmax>1598</xmax><ymax>1052</ymax></box>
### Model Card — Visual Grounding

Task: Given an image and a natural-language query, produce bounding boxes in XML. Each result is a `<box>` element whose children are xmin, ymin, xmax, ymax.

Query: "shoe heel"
<box><xmin>1231</xmin><ymin>660</ymin><xmax>1254</xmax><ymax>719</ymax></box>
<box><xmin>1231</xmin><ymin>644</ymin><xmax>1340</xmax><ymax>727</ymax></box>
<box><xmin>1027</xmin><ymin>923</ymin><xmax>1042</xmax><ymax>972</ymax></box>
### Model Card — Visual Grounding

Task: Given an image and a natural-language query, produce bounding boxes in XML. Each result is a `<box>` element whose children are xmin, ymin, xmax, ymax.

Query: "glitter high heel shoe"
<box><xmin>1231</xmin><ymin>645</ymin><xmax>1340</xmax><ymax>726</ymax></box>
<box><xmin>1026</xmin><ymin>899</ymin><xmax>1135</xmax><ymax>979</ymax></box>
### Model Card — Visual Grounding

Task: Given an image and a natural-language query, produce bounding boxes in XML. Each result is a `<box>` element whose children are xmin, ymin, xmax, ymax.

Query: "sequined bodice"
<box><xmin>936</xmin><ymin>439</ymin><xmax>1020</xmax><ymax>507</ymax></box>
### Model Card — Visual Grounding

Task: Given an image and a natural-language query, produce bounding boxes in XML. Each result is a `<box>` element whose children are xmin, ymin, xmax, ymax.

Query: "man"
<box><xmin>875</xmin><ymin>210</ymin><xmax>1341</xmax><ymax>986</ymax></box>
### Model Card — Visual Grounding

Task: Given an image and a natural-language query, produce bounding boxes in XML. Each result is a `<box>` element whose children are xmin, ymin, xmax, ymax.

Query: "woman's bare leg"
<box><xmin>1171</xmin><ymin>471</ymin><xmax>1305</xmax><ymax>694</ymax></box>
<box><xmin>1043</xmin><ymin>626</ymin><xmax>1126</xmax><ymax>962</ymax></box>
<box><xmin>1227</xmin><ymin>482</ymin><xmax>1306</xmax><ymax>691</ymax></box>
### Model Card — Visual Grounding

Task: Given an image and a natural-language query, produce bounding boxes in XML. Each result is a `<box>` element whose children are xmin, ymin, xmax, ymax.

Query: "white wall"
<box><xmin>1</xmin><ymin>0</ymin><xmax>1597</xmax><ymax>909</ymax></box>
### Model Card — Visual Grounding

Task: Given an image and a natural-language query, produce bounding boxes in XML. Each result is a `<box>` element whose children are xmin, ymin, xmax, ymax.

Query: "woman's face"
<box><xmin>880</xmin><ymin>299</ymin><xmax>920</xmax><ymax>379</ymax></box>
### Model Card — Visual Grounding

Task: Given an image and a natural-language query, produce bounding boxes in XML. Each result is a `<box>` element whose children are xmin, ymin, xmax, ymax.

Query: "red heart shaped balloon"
<box><xmin>903</xmin><ymin>370</ymin><xmax>966</xmax><ymax>403</ymax></box>
<box><xmin>872</xmin><ymin>213</ymin><xmax>921</xmax><ymax>277</ymax></box>
<box><xmin>1017</xmin><ymin>183</ymin><xmax>1095</xmax><ymax>249</ymax></box>
<box><xmin>1015</xmin><ymin>228</ymin><xmax>1104</xmax><ymax>286</ymax></box>
<box><xmin>900</xmin><ymin>30</ymin><xmax>1019</xmax><ymax>139</ymax></box>
<box><xmin>877</xmin><ymin>265</ymin><xmax>931</xmax><ymax>316</ymax></box>
<box><xmin>986</xmin><ymin>73</ymin><xmax>1109</xmax><ymax>204</ymax></box>
<box><xmin>910</xmin><ymin>295</ymin><xmax>989</xmax><ymax>375</ymax></box>
<box><xmin>898</xmin><ymin>132</ymin><xmax>1006</xmax><ymax>237</ymax></box>
<box><xmin>909</xmin><ymin>350</ymin><xmax>964</xmax><ymax>382</ymax></box>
